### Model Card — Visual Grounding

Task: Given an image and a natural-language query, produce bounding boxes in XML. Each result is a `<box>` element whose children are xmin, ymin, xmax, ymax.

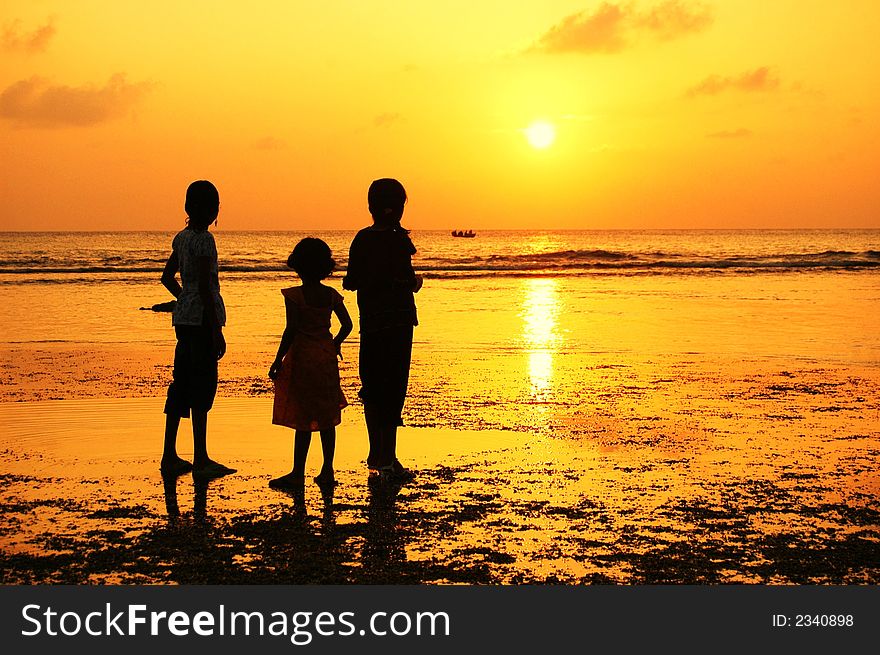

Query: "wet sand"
<box><xmin>2</xmin><ymin>375</ymin><xmax>878</xmax><ymax>584</ymax></box>
<box><xmin>2</xmin><ymin>236</ymin><xmax>878</xmax><ymax>584</ymax></box>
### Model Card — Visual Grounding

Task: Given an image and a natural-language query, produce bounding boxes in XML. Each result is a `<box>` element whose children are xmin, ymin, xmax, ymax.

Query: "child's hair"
<box><xmin>287</xmin><ymin>237</ymin><xmax>336</xmax><ymax>281</ymax></box>
<box><xmin>368</xmin><ymin>178</ymin><xmax>407</xmax><ymax>222</ymax></box>
<box><xmin>368</xmin><ymin>178</ymin><xmax>416</xmax><ymax>254</ymax></box>
<box><xmin>185</xmin><ymin>180</ymin><xmax>220</xmax><ymax>229</ymax></box>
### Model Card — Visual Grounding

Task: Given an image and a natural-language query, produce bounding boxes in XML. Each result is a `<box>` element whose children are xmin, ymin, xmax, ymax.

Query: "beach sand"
<box><xmin>2</xmin><ymin>359</ymin><xmax>878</xmax><ymax>584</ymax></box>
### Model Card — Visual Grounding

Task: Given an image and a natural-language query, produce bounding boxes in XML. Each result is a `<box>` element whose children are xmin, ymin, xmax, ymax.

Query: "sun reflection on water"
<box><xmin>520</xmin><ymin>278</ymin><xmax>561</xmax><ymax>394</ymax></box>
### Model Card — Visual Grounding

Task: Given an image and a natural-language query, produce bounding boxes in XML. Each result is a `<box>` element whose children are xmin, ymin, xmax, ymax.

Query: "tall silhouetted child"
<box><xmin>160</xmin><ymin>180</ymin><xmax>236</xmax><ymax>480</ymax></box>
<box><xmin>343</xmin><ymin>178</ymin><xmax>422</xmax><ymax>483</ymax></box>
<box><xmin>269</xmin><ymin>238</ymin><xmax>352</xmax><ymax>489</ymax></box>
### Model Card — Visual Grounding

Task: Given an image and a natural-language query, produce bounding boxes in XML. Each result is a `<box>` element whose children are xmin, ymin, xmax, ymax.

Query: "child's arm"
<box><xmin>161</xmin><ymin>252</ymin><xmax>181</xmax><ymax>298</ymax></box>
<box><xmin>332</xmin><ymin>301</ymin><xmax>353</xmax><ymax>360</ymax></box>
<box><xmin>269</xmin><ymin>298</ymin><xmax>299</xmax><ymax>379</ymax></box>
<box><xmin>341</xmin><ymin>234</ymin><xmax>364</xmax><ymax>291</ymax></box>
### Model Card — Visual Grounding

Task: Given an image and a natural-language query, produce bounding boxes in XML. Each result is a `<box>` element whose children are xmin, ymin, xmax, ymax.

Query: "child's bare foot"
<box><xmin>192</xmin><ymin>459</ymin><xmax>236</xmax><ymax>480</ymax></box>
<box><xmin>160</xmin><ymin>456</ymin><xmax>193</xmax><ymax>477</ymax></box>
<box><xmin>269</xmin><ymin>472</ymin><xmax>305</xmax><ymax>490</ymax></box>
<box><xmin>391</xmin><ymin>459</ymin><xmax>415</xmax><ymax>483</ymax></box>
<box><xmin>314</xmin><ymin>469</ymin><xmax>337</xmax><ymax>487</ymax></box>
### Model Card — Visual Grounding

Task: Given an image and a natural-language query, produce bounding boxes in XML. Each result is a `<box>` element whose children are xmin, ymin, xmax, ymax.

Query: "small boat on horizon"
<box><xmin>451</xmin><ymin>230</ymin><xmax>476</xmax><ymax>238</ymax></box>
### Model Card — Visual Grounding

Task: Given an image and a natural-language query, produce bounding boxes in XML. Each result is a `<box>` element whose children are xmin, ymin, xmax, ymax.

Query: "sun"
<box><xmin>524</xmin><ymin>120</ymin><xmax>556</xmax><ymax>149</ymax></box>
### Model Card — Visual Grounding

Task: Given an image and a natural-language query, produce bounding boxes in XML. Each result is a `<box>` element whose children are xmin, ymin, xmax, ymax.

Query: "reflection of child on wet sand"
<box><xmin>160</xmin><ymin>180</ymin><xmax>236</xmax><ymax>480</ymax></box>
<box><xmin>269</xmin><ymin>238</ymin><xmax>353</xmax><ymax>489</ymax></box>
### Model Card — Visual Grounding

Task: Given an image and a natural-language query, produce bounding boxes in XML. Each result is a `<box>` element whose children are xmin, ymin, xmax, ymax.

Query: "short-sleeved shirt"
<box><xmin>342</xmin><ymin>227</ymin><xmax>417</xmax><ymax>333</ymax></box>
<box><xmin>170</xmin><ymin>227</ymin><xmax>227</xmax><ymax>327</ymax></box>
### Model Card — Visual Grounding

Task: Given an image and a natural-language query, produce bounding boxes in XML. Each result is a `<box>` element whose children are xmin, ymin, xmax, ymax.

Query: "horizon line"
<box><xmin>1</xmin><ymin>227</ymin><xmax>879</xmax><ymax>234</ymax></box>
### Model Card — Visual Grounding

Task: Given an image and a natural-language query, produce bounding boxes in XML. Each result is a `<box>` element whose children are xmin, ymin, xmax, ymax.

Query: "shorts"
<box><xmin>163</xmin><ymin>323</ymin><xmax>218</xmax><ymax>417</ymax></box>
<box><xmin>358</xmin><ymin>324</ymin><xmax>413</xmax><ymax>426</ymax></box>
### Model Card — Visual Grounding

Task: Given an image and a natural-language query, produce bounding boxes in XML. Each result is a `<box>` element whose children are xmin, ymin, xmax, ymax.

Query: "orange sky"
<box><xmin>1</xmin><ymin>1</ymin><xmax>878</xmax><ymax>231</ymax></box>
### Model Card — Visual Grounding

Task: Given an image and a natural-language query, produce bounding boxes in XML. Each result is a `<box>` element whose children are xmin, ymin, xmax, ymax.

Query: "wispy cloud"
<box><xmin>3</xmin><ymin>18</ymin><xmax>56</xmax><ymax>53</ymax></box>
<box><xmin>634</xmin><ymin>0</ymin><xmax>713</xmax><ymax>40</ymax></box>
<box><xmin>533</xmin><ymin>3</ymin><xmax>628</xmax><ymax>54</ymax></box>
<box><xmin>707</xmin><ymin>128</ymin><xmax>753</xmax><ymax>139</ymax></box>
<box><xmin>686</xmin><ymin>67</ymin><xmax>780</xmax><ymax>98</ymax></box>
<box><xmin>0</xmin><ymin>74</ymin><xmax>152</xmax><ymax>127</ymax></box>
<box><xmin>531</xmin><ymin>1</ymin><xmax>712</xmax><ymax>54</ymax></box>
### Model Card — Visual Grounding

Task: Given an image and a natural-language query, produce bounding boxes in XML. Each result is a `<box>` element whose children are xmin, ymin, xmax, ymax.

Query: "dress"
<box><xmin>272</xmin><ymin>286</ymin><xmax>347</xmax><ymax>431</ymax></box>
<box><xmin>164</xmin><ymin>227</ymin><xmax>225</xmax><ymax>418</ymax></box>
<box><xmin>342</xmin><ymin>227</ymin><xmax>417</xmax><ymax>426</ymax></box>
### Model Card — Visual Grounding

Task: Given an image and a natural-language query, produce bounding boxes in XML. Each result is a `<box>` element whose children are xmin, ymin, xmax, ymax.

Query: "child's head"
<box><xmin>185</xmin><ymin>180</ymin><xmax>220</xmax><ymax>229</ymax></box>
<box><xmin>287</xmin><ymin>238</ymin><xmax>335</xmax><ymax>282</ymax></box>
<box><xmin>368</xmin><ymin>178</ymin><xmax>407</xmax><ymax>226</ymax></box>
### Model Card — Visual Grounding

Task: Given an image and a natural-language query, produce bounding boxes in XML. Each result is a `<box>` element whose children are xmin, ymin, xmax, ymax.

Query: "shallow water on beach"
<box><xmin>1</xmin><ymin>391</ymin><xmax>877</xmax><ymax>584</ymax></box>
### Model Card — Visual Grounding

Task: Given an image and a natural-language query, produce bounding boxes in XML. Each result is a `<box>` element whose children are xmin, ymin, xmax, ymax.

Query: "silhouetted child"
<box><xmin>160</xmin><ymin>180</ymin><xmax>236</xmax><ymax>480</ymax></box>
<box><xmin>269</xmin><ymin>238</ymin><xmax>353</xmax><ymax>489</ymax></box>
<box><xmin>343</xmin><ymin>178</ymin><xmax>422</xmax><ymax>483</ymax></box>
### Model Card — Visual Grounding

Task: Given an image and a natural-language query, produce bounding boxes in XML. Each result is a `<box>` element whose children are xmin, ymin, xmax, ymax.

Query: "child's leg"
<box><xmin>383</xmin><ymin>423</ymin><xmax>414</xmax><ymax>481</ymax></box>
<box><xmin>364</xmin><ymin>404</ymin><xmax>381</xmax><ymax>468</ymax></box>
<box><xmin>186</xmin><ymin>317</ymin><xmax>233</xmax><ymax>479</ymax></box>
<box><xmin>162</xmin><ymin>414</ymin><xmax>181</xmax><ymax>460</ymax></box>
<box><xmin>162</xmin><ymin>326</ymin><xmax>195</xmax><ymax>474</ymax></box>
<box><xmin>160</xmin><ymin>414</ymin><xmax>192</xmax><ymax>475</ymax></box>
<box><xmin>192</xmin><ymin>410</ymin><xmax>208</xmax><ymax>466</ymax></box>
<box><xmin>191</xmin><ymin>410</ymin><xmax>236</xmax><ymax>478</ymax></box>
<box><xmin>385</xmin><ymin>424</ymin><xmax>397</xmax><ymax>467</ymax></box>
<box><xmin>269</xmin><ymin>429</ymin><xmax>310</xmax><ymax>490</ymax></box>
<box><xmin>371</xmin><ymin>423</ymin><xmax>396</xmax><ymax>470</ymax></box>
<box><xmin>292</xmin><ymin>430</ymin><xmax>311</xmax><ymax>477</ymax></box>
<box><xmin>316</xmin><ymin>428</ymin><xmax>336</xmax><ymax>482</ymax></box>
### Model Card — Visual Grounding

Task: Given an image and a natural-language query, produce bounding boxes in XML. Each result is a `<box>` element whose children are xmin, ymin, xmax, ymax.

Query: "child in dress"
<box><xmin>160</xmin><ymin>180</ymin><xmax>235</xmax><ymax>480</ymax></box>
<box><xmin>269</xmin><ymin>238</ymin><xmax>353</xmax><ymax>489</ymax></box>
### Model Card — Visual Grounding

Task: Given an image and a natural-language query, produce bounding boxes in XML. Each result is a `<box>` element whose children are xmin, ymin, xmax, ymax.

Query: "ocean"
<box><xmin>1</xmin><ymin>229</ymin><xmax>878</xmax><ymax>278</ymax></box>
<box><xmin>0</xmin><ymin>229</ymin><xmax>878</xmax><ymax>363</ymax></box>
